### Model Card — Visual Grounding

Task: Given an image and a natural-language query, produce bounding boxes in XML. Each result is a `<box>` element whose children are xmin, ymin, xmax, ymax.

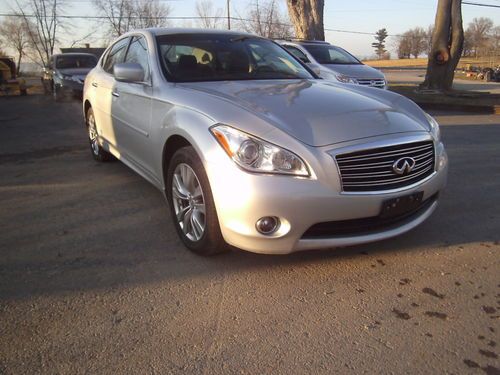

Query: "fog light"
<box><xmin>256</xmin><ymin>216</ymin><xmax>280</xmax><ymax>235</ymax></box>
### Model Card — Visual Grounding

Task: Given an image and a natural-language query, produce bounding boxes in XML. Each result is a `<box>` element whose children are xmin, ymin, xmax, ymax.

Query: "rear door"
<box><xmin>111</xmin><ymin>35</ymin><xmax>154</xmax><ymax>173</ymax></box>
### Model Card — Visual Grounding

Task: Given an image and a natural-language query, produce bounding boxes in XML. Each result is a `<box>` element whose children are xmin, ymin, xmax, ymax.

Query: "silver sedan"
<box><xmin>83</xmin><ymin>28</ymin><xmax>448</xmax><ymax>255</ymax></box>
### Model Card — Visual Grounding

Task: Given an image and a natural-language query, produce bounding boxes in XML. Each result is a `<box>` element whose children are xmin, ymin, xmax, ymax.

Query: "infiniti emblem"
<box><xmin>392</xmin><ymin>157</ymin><xmax>416</xmax><ymax>175</ymax></box>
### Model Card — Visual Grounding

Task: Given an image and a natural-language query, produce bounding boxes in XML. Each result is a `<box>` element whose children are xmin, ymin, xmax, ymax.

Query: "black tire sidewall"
<box><xmin>166</xmin><ymin>146</ymin><xmax>227</xmax><ymax>255</ymax></box>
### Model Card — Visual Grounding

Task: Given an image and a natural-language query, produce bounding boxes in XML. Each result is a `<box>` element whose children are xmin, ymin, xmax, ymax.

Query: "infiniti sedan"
<box><xmin>83</xmin><ymin>29</ymin><xmax>447</xmax><ymax>255</ymax></box>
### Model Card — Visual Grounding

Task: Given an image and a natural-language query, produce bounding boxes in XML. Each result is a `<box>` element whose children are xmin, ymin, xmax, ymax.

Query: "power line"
<box><xmin>0</xmin><ymin>12</ymin><xmax>403</xmax><ymax>36</ymax></box>
<box><xmin>462</xmin><ymin>1</ymin><xmax>500</xmax><ymax>8</ymax></box>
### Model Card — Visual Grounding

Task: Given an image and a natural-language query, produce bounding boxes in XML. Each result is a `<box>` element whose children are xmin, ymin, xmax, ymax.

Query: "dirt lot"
<box><xmin>0</xmin><ymin>95</ymin><xmax>499</xmax><ymax>374</ymax></box>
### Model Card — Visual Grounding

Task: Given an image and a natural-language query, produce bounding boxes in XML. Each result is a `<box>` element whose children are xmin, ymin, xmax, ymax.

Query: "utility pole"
<box><xmin>227</xmin><ymin>0</ymin><xmax>231</xmax><ymax>30</ymax></box>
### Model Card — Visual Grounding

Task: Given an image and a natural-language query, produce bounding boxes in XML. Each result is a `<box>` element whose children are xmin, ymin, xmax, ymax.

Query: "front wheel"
<box><xmin>167</xmin><ymin>146</ymin><xmax>228</xmax><ymax>256</ymax></box>
<box><xmin>86</xmin><ymin>107</ymin><xmax>113</xmax><ymax>162</ymax></box>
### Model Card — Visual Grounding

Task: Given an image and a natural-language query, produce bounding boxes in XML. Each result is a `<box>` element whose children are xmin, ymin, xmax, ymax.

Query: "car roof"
<box><xmin>280</xmin><ymin>39</ymin><xmax>331</xmax><ymax>46</ymax></box>
<box><xmin>52</xmin><ymin>53</ymin><xmax>98</xmax><ymax>58</ymax></box>
<box><xmin>130</xmin><ymin>27</ymin><xmax>257</xmax><ymax>39</ymax></box>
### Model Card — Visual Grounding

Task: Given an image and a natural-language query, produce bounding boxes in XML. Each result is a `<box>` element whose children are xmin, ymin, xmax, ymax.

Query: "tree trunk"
<box><xmin>16</xmin><ymin>53</ymin><xmax>22</xmax><ymax>76</ymax></box>
<box><xmin>286</xmin><ymin>0</ymin><xmax>325</xmax><ymax>40</ymax></box>
<box><xmin>420</xmin><ymin>0</ymin><xmax>464</xmax><ymax>91</ymax></box>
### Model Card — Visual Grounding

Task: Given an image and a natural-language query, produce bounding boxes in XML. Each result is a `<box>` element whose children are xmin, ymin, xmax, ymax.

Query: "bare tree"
<box><xmin>195</xmin><ymin>0</ymin><xmax>223</xmax><ymax>29</ymax></box>
<box><xmin>399</xmin><ymin>27</ymin><xmax>428</xmax><ymax>59</ymax></box>
<box><xmin>14</xmin><ymin>0</ymin><xmax>62</xmax><ymax>67</ymax></box>
<box><xmin>420</xmin><ymin>0</ymin><xmax>464</xmax><ymax>92</ymax></box>
<box><xmin>0</xmin><ymin>16</ymin><xmax>32</xmax><ymax>74</ymax></box>
<box><xmin>397</xmin><ymin>34</ymin><xmax>412</xmax><ymax>59</ymax></box>
<box><xmin>240</xmin><ymin>0</ymin><xmax>293</xmax><ymax>39</ymax></box>
<box><xmin>286</xmin><ymin>0</ymin><xmax>324</xmax><ymax>40</ymax></box>
<box><xmin>93</xmin><ymin>0</ymin><xmax>172</xmax><ymax>37</ymax></box>
<box><xmin>466</xmin><ymin>17</ymin><xmax>494</xmax><ymax>57</ymax></box>
<box><xmin>491</xmin><ymin>26</ymin><xmax>500</xmax><ymax>53</ymax></box>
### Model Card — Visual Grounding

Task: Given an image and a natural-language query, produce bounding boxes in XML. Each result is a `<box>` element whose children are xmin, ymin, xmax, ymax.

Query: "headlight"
<box><xmin>425</xmin><ymin>113</ymin><xmax>441</xmax><ymax>141</ymax></box>
<box><xmin>210</xmin><ymin>125</ymin><xmax>310</xmax><ymax>177</ymax></box>
<box><xmin>335</xmin><ymin>74</ymin><xmax>357</xmax><ymax>84</ymax></box>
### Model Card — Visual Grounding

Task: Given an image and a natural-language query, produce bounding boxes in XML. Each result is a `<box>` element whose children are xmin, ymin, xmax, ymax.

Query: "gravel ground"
<box><xmin>0</xmin><ymin>95</ymin><xmax>499</xmax><ymax>374</ymax></box>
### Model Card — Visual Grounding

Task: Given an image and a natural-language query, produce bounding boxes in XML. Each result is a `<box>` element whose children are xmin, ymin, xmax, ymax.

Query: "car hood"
<box><xmin>180</xmin><ymin>80</ymin><xmax>429</xmax><ymax>147</ymax></box>
<box><xmin>322</xmin><ymin>63</ymin><xmax>385</xmax><ymax>80</ymax></box>
<box><xmin>58</xmin><ymin>68</ymin><xmax>93</xmax><ymax>76</ymax></box>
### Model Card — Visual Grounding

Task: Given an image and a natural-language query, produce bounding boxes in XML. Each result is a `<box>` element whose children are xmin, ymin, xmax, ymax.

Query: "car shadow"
<box><xmin>0</xmin><ymin>98</ymin><xmax>499</xmax><ymax>301</ymax></box>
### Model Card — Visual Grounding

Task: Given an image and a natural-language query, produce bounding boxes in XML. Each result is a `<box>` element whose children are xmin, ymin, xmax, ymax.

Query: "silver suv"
<box><xmin>278</xmin><ymin>40</ymin><xmax>387</xmax><ymax>89</ymax></box>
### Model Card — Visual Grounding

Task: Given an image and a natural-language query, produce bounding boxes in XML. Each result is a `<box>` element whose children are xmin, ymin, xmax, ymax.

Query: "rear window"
<box><xmin>55</xmin><ymin>55</ymin><xmax>97</xmax><ymax>69</ymax></box>
<box><xmin>303</xmin><ymin>45</ymin><xmax>360</xmax><ymax>65</ymax></box>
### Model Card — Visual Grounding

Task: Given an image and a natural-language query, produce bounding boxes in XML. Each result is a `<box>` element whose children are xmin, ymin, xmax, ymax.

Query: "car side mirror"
<box><xmin>113</xmin><ymin>62</ymin><xmax>145</xmax><ymax>83</ymax></box>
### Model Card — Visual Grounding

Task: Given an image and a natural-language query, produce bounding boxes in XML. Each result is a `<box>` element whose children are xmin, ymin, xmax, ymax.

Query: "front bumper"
<box><xmin>206</xmin><ymin>135</ymin><xmax>448</xmax><ymax>254</ymax></box>
<box><xmin>58</xmin><ymin>79</ymin><xmax>84</xmax><ymax>94</ymax></box>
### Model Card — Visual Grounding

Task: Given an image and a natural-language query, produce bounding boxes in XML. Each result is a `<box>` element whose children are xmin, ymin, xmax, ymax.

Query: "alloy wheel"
<box><xmin>171</xmin><ymin>163</ymin><xmax>206</xmax><ymax>242</ymax></box>
<box><xmin>87</xmin><ymin>112</ymin><xmax>100</xmax><ymax>156</ymax></box>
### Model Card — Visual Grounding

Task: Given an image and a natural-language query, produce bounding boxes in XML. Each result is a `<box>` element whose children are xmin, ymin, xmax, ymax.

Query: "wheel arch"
<box><xmin>162</xmin><ymin>134</ymin><xmax>192</xmax><ymax>186</ymax></box>
<box><xmin>83</xmin><ymin>100</ymin><xmax>92</xmax><ymax>124</ymax></box>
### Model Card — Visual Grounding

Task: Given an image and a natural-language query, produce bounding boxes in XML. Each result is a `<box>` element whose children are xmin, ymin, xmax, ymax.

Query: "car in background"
<box><xmin>42</xmin><ymin>53</ymin><xmax>98</xmax><ymax>100</ymax></box>
<box><xmin>278</xmin><ymin>40</ymin><xmax>388</xmax><ymax>89</ymax></box>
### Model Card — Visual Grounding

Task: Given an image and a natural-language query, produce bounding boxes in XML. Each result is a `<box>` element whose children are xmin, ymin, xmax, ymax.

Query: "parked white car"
<box><xmin>83</xmin><ymin>29</ymin><xmax>447</xmax><ymax>255</ymax></box>
<box><xmin>278</xmin><ymin>40</ymin><xmax>388</xmax><ymax>89</ymax></box>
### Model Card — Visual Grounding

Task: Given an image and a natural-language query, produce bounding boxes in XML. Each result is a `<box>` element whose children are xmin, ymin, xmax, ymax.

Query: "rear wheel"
<box><xmin>167</xmin><ymin>146</ymin><xmax>228</xmax><ymax>256</ymax></box>
<box><xmin>53</xmin><ymin>82</ymin><xmax>62</xmax><ymax>101</ymax></box>
<box><xmin>86</xmin><ymin>107</ymin><xmax>113</xmax><ymax>162</ymax></box>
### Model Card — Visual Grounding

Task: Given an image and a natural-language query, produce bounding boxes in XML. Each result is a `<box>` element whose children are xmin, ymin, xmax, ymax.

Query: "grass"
<box><xmin>389</xmin><ymin>84</ymin><xmax>500</xmax><ymax>113</ymax></box>
<box><xmin>364</xmin><ymin>56</ymin><xmax>500</xmax><ymax>69</ymax></box>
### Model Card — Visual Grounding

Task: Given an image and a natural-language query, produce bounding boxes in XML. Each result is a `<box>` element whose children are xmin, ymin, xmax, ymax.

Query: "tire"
<box><xmin>86</xmin><ymin>107</ymin><xmax>113</xmax><ymax>162</ymax></box>
<box><xmin>166</xmin><ymin>146</ymin><xmax>228</xmax><ymax>256</ymax></box>
<box><xmin>53</xmin><ymin>82</ymin><xmax>61</xmax><ymax>101</ymax></box>
<box><xmin>42</xmin><ymin>78</ymin><xmax>50</xmax><ymax>95</ymax></box>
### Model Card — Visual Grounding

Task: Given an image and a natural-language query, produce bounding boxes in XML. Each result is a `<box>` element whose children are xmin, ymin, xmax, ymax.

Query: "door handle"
<box><xmin>112</xmin><ymin>91</ymin><xmax>120</xmax><ymax>97</ymax></box>
<box><xmin>91</xmin><ymin>82</ymin><xmax>98</xmax><ymax>87</ymax></box>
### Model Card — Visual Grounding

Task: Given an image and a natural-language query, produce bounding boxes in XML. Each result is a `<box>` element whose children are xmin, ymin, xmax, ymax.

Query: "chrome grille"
<box><xmin>357</xmin><ymin>78</ymin><xmax>386</xmax><ymax>88</ymax></box>
<box><xmin>335</xmin><ymin>141</ymin><xmax>435</xmax><ymax>192</ymax></box>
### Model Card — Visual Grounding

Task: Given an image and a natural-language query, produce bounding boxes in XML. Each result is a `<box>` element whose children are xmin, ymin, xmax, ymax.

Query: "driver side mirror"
<box><xmin>113</xmin><ymin>62</ymin><xmax>145</xmax><ymax>83</ymax></box>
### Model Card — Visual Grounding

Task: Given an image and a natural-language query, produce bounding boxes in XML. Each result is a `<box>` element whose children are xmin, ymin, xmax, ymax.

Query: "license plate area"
<box><xmin>380</xmin><ymin>192</ymin><xmax>424</xmax><ymax>219</ymax></box>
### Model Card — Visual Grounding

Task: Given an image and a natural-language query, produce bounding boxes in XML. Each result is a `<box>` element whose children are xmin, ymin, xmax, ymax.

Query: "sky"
<box><xmin>1</xmin><ymin>0</ymin><xmax>499</xmax><ymax>59</ymax></box>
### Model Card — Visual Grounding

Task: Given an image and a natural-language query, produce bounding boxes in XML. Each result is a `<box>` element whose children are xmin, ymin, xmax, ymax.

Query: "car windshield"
<box><xmin>303</xmin><ymin>45</ymin><xmax>360</xmax><ymax>65</ymax></box>
<box><xmin>156</xmin><ymin>34</ymin><xmax>314</xmax><ymax>82</ymax></box>
<box><xmin>56</xmin><ymin>55</ymin><xmax>97</xmax><ymax>69</ymax></box>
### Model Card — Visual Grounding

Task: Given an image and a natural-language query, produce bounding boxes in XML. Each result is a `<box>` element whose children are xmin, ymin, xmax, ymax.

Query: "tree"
<box><xmin>286</xmin><ymin>0</ymin><xmax>324</xmax><ymax>40</ymax></box>
<box><xmin>466</xmin><ymin>17</ymin><xmax>494</xmax><ymax>57</ymax></box>
<box><xmin>397</xmin><ymin>33</ymin><xmax>412</xmax><ymax>59</ymax></box>
<box><xmin>491</xmin><ymin>26</ymin><xmax>500</xmax><ymax>52</ymax></box>
<box><xmin>93</xmin><ymin>0</ymin><xmax>172</xmax><ymax>37</ymax></box>
<box><xmin>398</xmin><ymin>27</ymin><xmax>428</xmax><ymax>59</ymax></box>
<box><xmin>372</xmin><ymin>28</ymin><xmax>388</xmax><ymax>59</ymax></box>
<box><xmin>15</xmin><ymin>0</ymin><xmax>62</xmax><ymax>67</ymax></box>
<box><xmin>420</xmin><ymin>0</ymin><xmax>464</xmax><ymax>92</ymax></box>
<box><xmin>240</xmin><ymin>0</ymin><xmax>293</xmax><ymax>39</ymax></box>
<box><xmin>0</xmin><ymin>17</ymin><xmax>32</xmax><ymax>74</ymax></box>
<box><xmin>195</xmin><ymin>0</ymin><xmax>223</xmax><ymax>29</ymax></box>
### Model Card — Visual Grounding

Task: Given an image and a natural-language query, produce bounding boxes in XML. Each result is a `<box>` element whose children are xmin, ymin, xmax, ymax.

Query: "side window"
<box><xmin>124</xmin><ymin>36</ymin><xmax>150</xmax><ymax>81</ymax></box>
<box><xmin>103</xmin><ymin>37</ymin><xmax>130</xmax><ymax>74</ymax></box>
<box><xmin>285</xmin><ymin>46</ymin><xmax>310</xmax><ymax>63</ymax></box>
